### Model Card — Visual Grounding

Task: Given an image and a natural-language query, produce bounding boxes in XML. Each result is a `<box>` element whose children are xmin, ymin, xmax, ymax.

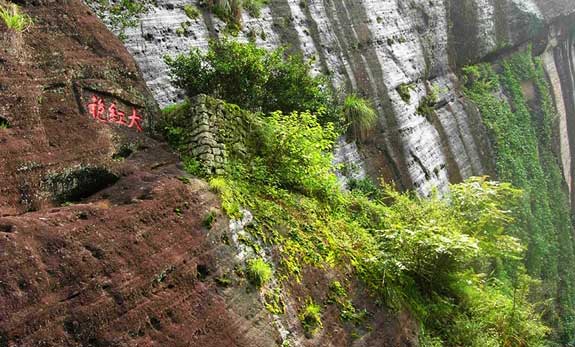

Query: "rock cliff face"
<box><xmin>108</xmin><ymin>0</ymin><xmax>575</xmax><ymax>198</ymax></box>
<box><xmin>0</xmin><ymin>1</ymin><xmax>418</xmax><ymax>346</ymax></box>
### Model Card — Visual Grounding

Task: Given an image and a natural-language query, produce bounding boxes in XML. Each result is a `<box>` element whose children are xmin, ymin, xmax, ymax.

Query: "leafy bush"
<box><xmin>246</xmin><ymin>258</ymin><xmax>273</xmax><ymax>287</ymax></box>
<box><xmin>342</xmin><ymin>94</ymin><xmax>378</xmax><ymax>141</ymax></box>
<box><xmin>165</xmin><ymin>39</ymin><xmax>335</xmax><ymax>123</ymax></box>
<box><xmin>0</xmin><ymin>2</ymin><xmax>32</xmax><ymax>32</ymax></box>
<box><xmin>347</xmin><ymin>177</ymin><xmax>381</xmax><ymax>199</ymax></box>
<box><xmin>256</xmin><ymin>110</ymin><xmax>339</xmax><ymax>198</ymax></box>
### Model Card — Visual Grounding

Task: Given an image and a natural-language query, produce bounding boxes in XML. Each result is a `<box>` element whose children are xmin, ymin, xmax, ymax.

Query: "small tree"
<box><xmin>165</xmin><ymin>39</ymin><xmax>335</xmax><ymax>123</ymax></box>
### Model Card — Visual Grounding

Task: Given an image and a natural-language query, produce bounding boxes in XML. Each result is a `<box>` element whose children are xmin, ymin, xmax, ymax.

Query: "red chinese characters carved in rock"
<box><xmin>87</xmin><ymin>95</ymin><xmax>143</xmax><ymax>132</ymax></box>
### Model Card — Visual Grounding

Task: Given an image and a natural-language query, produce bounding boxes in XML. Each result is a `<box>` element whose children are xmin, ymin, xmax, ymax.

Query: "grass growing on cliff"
<box><xmin>0</xmin><ymin>2</ymin><xmax>33</xmax><ymax>32</ymax></box>
<box><xmin>342</xmin><ymin>94</ymin><xmax>378</xmax><ymax>141</ymax></box>
<box><xmin>246</xmin><ymin>258</ymin><xmax>273</xmax><ymax>287</ymax></box>
<box><xmin>462</xmin><ymin>48</ymin><xmax>575</xmax><ymax>345</ymax></box>
<box><xmin>300</xmin><ymin>299</ymin><xmax>322</xmax><ymax>336</ymax></box>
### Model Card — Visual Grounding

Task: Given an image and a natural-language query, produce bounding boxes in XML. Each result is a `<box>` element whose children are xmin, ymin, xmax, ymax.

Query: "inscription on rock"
<box><xmin>86</xmin><ymin>94</ymin><xmax>143</xmax><ymax>132</ymax></box>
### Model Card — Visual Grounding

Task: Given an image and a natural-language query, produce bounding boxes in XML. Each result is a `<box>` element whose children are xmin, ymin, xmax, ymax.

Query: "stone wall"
<box><xmin>162</xmin><ymin>94</ymin><xmax>254</xmax><ymax>175</ymax></box>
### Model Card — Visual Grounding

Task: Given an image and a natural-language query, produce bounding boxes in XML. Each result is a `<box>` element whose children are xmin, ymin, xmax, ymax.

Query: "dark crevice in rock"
<box><xmin>112</xmin><ymin>145</ymin><xmax>134</xmax><ymax>160</ymax></box>
<box><xmin>43</xmin><ymin>166</ymin><xmax>119</xmax><ymax>204</ymax></box>
<box><xmin>300</xmin><ymin>1</ymin><xmax>334</xmax><ymax>87</ymax></box>
<box><xmin>410</xmin><ymin>150</ymin><xmax>431</xmax><ymax>183</ymax></box>
<box><xmin>428</xmin><ymin>110</ymin><xmax>464</xmax><ymax>184</ymax></box>
<box><xmin>0</xmin><ymin>224</ymin><xmax>15</xmax><ymax>233</ymax></box>
<box><xmin>0</xmin><ymin>116</ymin><xmax>10</xmax><ymax>129</ymax></box>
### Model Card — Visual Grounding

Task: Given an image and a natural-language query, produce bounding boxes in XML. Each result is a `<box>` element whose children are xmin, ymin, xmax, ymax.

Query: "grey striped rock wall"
<box><xmin>90</xmin><ymin>0</ymin><xmax>575</xmax><ymax>198</ymax></box>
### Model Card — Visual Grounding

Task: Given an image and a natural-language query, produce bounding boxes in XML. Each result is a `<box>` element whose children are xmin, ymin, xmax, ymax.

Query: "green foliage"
<box><xmin>246</xmin><ymin>258</ymin><xmax>273</xmax><ymax>288</ymax></box>
<box><xmin>86</xmin><ymin>0</ymin><xmax>153</xmax><ymax>39</ymax></box>
<box><xmin>416</xmin><ymin>87</ymin><xmax>439</xmax><ymax>119</ymax></box>
<box><xmin>203</xmin><ymin>0</ymin><xmax>242</xmax><ymax>31</ymax></box>
<box><xmin>165</xmin><ymin>39</ymin><xmax>335</xmax><ymax>124</ymax></box>
<box><xmin>327</xmin><ymin>281</ymin><xmax>366</xmax><ymax>324</ymax></box>
<box><xmin>163</xmin><ymin>58</ymin><xmax>550</xmax><ymax>346</ymax></box>
<box><xmin>242</xmin><ymin>0</ymin><xmax>267</xmax><ymax>17</ymax></box>
<box><xmin>463</xmin><ymin>48</ymin><xmax>575</xmax><ymax>345</ymax></box>
<box><xmin>0</xmin><ymin>2</ymin><xmax>32</xmax><ymax>32</ymax></box>
<box><xmin>328</xmin><ymin>281</ymin><xmax>347</xmax><ymax>302</ymax></box>
<box><xmin>0</xmin><ymin>117</ymin><xmax>9</xmax><ymax>129</ymax></box>
<box><xmin>182</xmin><ymin>156</ymin><xmax>203</xmax><ymax>176</ymax></box>
<box><xmin>214</xmin><ymin>274</ymin><xmax>232</xmax><ymax>287</ymax></box>
<box><xmin>209</xmin><ymin>112</ymin><xmax>547</xmax><ymax>345</ymax></box>
<box><xmin>183</xmin><ymin>4</ymin><xmax>200</xmax><ymax>19</ymax></box>
<box><xmin>347</xmin><ymin>177</ymin><xmax>381</xmax><ymax>199</ymax></box>
<box><xmin>256</xmin><ymin>110</ymin><xmax>339</xmax><ymax>198</ymax></box>
<box><xmin>202</xmin><ymin>209</ymin><xmax>217</xmax><ymax>229</ymax></box>
<box><xmin>397</xmin><ymin>83</ymin><xmax>414</xmax><ymax>103</ymax></box>
<box><xmin>342</xmin><ymin>94</ymin><xmax>378</xmax><ymax>141</ymax></box>
<box><xmin>208</xmin><ymin>177</ymin><xmax>241</xmax><ymax>218</ymax></box>
<box><xmin>264</xmin><ymin>287</ymin><xmax>285</xmax><ymax>314</ymax></box>
<box><xmin>299</xmin><ymin>299</ymin><xmax>322</xmax><ymax>336</ymax></box>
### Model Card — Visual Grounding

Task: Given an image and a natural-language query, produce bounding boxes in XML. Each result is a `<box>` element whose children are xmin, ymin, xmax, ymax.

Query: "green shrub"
<box><xmin>342</xmin><ymin>94</ymin><xmax>378</xmax><ymax>141</ymax></box>
<box><xmin>347</xmin><ymin>177</ymin><xmax>380</xmax><ymax>199</ymax></box>
<box><xmin>242</xmin><ymin>0</ymin><xmax>267</xmax><ymax>17</ymax></box>
<box><xmin>397</xmin><ymin>83</ymin><xmax>414</xmax><ymax>103</ymax></box>
<box><xmin>183</xmin><ymin>4</ymin><xmax>200</xmax><ymax>19</ymax></box>
<box><xmin>0</xmin><ymin>2</ymin><xmax>32</xmax><ymax>32</ymax></box>
<box><xmin>299</xmin><ymin>299</ymin><xmax>322</xmax><ymax>336</ymax></box>
<box><xmin>165</xmin><ymin>39</ymin><xmax>335</xmax><ymax>124</ymax></box>
<box><xmin>246</xmin><ymin>258</ymin><xmax>273</xmax><ymax>287</ymax></box>
<box><xmin>257</xmin><ymin>110</ymin><xmax>339</xmax><ymax>198</ymax></box>
<box><xmin>416</xmin><ymin>92</ymin><xmax>437</xmax><ymax>119</ymax></box>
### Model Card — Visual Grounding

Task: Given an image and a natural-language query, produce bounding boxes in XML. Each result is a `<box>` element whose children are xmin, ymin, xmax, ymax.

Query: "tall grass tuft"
<box><xmin>0</xmin><ymin>2</ymin><xmax>33</xmax><ymax>32</ymax></box>
<box><xmin>342</xmin><ymin>94</ymin><xmax>378</xmax><ymax>141</ymax></box>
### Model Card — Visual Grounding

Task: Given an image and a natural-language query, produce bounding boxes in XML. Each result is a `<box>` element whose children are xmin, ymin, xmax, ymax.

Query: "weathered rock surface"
<box><xmin>105</xmin><ymin>0</ymin><xmax>575</xmax><ymax>199</ymax></box>
<box><xmin>0</xmin><ymin>1</ymin><xmax>418</xmax><ymax>346</ymax></box>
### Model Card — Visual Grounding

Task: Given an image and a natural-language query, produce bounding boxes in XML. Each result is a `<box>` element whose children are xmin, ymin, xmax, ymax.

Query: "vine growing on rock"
<box><xmin>463</xmin><ymin>48</ymin><xmax>575</xmax><ymax>346</ymax></box>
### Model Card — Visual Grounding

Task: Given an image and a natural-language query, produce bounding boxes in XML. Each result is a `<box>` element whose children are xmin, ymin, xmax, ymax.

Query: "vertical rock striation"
<box><xmin>90</xmin><ymin>0</ymin><xmax>575</xmax><ymax>199</ymax></box>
